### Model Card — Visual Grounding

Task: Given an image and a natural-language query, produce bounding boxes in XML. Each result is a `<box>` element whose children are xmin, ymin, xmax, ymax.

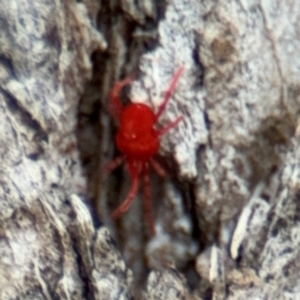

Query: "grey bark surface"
<box><xmin>0</xmin><ymin>0</ymin><xmax>299</xmax><ymax>299</ymax></box>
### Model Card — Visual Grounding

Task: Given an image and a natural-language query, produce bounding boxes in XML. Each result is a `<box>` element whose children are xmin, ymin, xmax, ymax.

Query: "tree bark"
<box><xmin>0</xmin><ymin>0</ymin><xmax>299</xmax><ymax>299</ymax></box>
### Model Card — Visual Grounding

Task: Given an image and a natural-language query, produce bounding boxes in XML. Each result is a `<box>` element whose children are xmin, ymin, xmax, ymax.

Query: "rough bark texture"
<box><xmin>1</xmin><ymin>0</ymin><xmax>300</xmax><ymax>299</ymax></box>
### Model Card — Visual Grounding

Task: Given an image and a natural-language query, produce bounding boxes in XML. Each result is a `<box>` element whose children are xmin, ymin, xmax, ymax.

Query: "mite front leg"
<box><xmin>158</xmin><ymin>115</ymin><xmax>184</xmax><ymax>137</ymax></box>
<box><xmin>109</xmin><ymin>76</ymin><xmax>135</xmax><ymax>120</ymax></box>
<box><xmin>143</xmin><ymin>163</ymin><xmax>156</xmax><ymax>236</ymax></box>
<box><xmin>155</xmin><ymin>66</ymin><xmax>184</xmax><ymax>121</ymax></box>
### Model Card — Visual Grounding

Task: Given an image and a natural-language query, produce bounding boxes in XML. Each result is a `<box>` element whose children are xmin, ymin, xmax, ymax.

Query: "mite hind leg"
<box><xmin>143</xmin><ymin>163</ymin><xmax>156</xmax><ymax>236</ymax></box>
<box><xmin>111</xmin><ymin>162</ymin><xmax>140</xmax><ymax>219</ymax></box>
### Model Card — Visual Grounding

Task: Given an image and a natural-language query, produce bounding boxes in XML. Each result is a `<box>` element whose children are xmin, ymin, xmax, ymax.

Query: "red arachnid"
<box><xmin>107</xmin><ymin>67</ymin><xmax>184</xmax><ymax>235</ymax></box>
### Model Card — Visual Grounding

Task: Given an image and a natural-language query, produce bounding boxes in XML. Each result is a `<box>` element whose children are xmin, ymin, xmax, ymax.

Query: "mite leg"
<box><xmin>155</xmin><ymin>66</ymin><xmax>184</xmax><ymax>121</ymax></box>
<box><xmin>143</xmin><ymin>163</ymin><xmax>156</xmax><ymax>236</ymax></box>
<box><xmin>150</xmin><ymin>158</ymin><xmax>166</xmax><ymax>177</ymax></box>
<box><xmin>103</xmin><ymin>155</ymin><xmax>125</xmax><ymax>174</ymax></box>
<box><xmin>158</xmin><ymin>115</ymin><xmax>184</xmax><ymax>136</ymax></box>
<box><xmin>111</xmin><ymin>163</ymin><xmax>139</xmax><ymax>219</ymax></box>
<box><xmin>109</xmin><ymin>75</ymin><xmax>135</xmax><ymax>120</ymax></box>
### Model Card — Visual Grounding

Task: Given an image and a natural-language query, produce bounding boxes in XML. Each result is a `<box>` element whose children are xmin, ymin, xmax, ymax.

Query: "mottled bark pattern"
<box><xmin>1</xmin><ymin>0</ymin><xmax>300</xmax><ymax>299</ymax></box>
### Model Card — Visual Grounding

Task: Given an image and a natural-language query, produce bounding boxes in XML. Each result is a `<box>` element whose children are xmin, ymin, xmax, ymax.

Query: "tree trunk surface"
<box><xmin>0</xmin><ymin>0</ymin><xmax>299</xmax><ymax>299</ymax></box>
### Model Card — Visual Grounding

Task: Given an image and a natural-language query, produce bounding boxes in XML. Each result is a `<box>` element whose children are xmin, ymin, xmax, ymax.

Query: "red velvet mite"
<box><xmin>106</xmin><ymin>67</ymin><xmax>184</xmax><ymax>235</ymax></box>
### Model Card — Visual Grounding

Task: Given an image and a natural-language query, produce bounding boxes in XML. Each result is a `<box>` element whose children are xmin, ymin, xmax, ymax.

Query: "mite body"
<box><xmin>107</xmin><ymin>67</ymin><xmax>184</xmax><ymax>235</ymax></box>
